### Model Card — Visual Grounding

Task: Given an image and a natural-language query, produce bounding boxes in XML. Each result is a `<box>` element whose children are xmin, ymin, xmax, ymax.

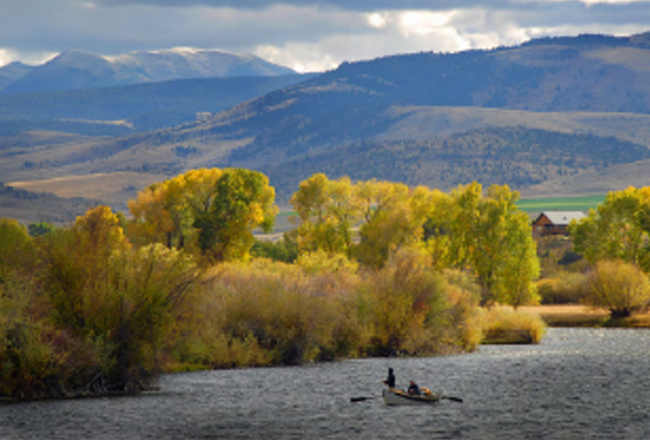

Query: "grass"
<box><xmin>520</xmin><ymin>305</ymin><xmax>650</xmax><ymax>328</ymax></box>
<box><xmin>516</xmin><ymin>194</ymin><xmax>605</xmax><ymax>213</ymax></box>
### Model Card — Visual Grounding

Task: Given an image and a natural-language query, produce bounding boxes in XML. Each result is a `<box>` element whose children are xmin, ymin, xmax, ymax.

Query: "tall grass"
<box><xmin>481</xmin><ymin>306</ymin><xmax>547</xmax><ymax>344</ymax></box>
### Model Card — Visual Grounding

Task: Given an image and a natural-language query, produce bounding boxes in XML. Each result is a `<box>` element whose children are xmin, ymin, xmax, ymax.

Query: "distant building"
<box><xmin>532</xmin><ymin>211</ymin><xmax>586</xmax><ymax>238</ymax></box>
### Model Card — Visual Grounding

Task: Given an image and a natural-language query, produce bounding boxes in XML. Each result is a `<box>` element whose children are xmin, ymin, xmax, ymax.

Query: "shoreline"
<box><xmin>520</xmin><ymin>304</ymin><xmax>650</xmax><ymax>328</ymax></box>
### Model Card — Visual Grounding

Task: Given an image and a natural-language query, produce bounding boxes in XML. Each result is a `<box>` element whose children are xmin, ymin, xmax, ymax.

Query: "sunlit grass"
<box><xmin>481</xmin><ymin>306</ymin><xmax>547</xmax><ymax>344</ymax></box>
<box><xmin>516</xmin><ymin>195</ymin><xmax>605</xmax><ymax>213</ymax></box>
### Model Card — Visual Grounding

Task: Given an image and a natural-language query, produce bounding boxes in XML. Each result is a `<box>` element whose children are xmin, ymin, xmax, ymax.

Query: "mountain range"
<box><xmin>0</xmin><ymin>47</ymin><xmax>296</xmax><ymax>95</ymax></box>
<box><xmin>2</xmin><ymin>32</ymin><xmax>650</xmax><ymax>225</ymax></box>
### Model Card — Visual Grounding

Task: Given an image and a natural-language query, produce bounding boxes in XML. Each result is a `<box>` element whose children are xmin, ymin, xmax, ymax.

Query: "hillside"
<box><xmin>0</xmin><ymin>73</ymin><xmax>314</xmax><ymax>135</ymax></box>
<box><xmin>4</xmin><ymin>32</ymin><xmax>650</xmax><ymax>222</ymax></box>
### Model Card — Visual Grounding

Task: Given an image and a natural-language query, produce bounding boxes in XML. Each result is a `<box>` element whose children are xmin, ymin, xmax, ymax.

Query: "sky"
<box><xmin>1</xmin><ymin>0</ymin><xmax>650</xmax><ymax>73</ymax></box>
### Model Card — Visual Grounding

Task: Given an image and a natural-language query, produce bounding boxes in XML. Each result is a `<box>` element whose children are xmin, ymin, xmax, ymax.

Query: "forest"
<box><xmin>2</xmin><ymin>167</ymin><xmax>649</xmax><ymax>401</ymax></box>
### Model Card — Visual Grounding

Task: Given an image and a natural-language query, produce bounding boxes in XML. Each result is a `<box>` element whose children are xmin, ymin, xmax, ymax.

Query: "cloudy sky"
<box><xmin>1</xmin><ymin>0</ymin><xmax>649</xmax><ymax>72</ymax></box>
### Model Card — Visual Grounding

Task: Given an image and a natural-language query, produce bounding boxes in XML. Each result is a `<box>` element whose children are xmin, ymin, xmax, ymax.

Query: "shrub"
<box><xmin>584</xmin><ymin>259</ymin><xmax>650</xmax><ymax>318</ymax></box>
<box><xmin>482</xmin><ymin>306</ymin><xmax>547</xmax><ymax>344</ymax></box>
<box><xmin>537</xmin><ymin>271</ymin><xmax>588</xmax><ymax>304</ymax></box>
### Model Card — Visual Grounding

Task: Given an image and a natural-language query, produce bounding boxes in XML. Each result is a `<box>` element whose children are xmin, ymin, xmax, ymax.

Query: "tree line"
<box><xmin>0</xmin><ymin>168</ymin><xmax>541</xmax><ymax>400</ymax></box>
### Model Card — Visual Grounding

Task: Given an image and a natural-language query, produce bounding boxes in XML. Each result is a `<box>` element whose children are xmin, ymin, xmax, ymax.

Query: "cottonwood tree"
<box><xmin>355</xmin><ymin>182</ymin><xmax>433</xmax><ymax>268</ymax></box>
<box><xmin>290</xmin><ymin>174</ymin><xmax>362</xmax><ymax>257</ymax></box>
<box><xmin>195</xmin><ymin>168</ymin><xmax>277</xmax><ymax>262</ymax></box>
<box><xmin>424</xmin><ymin>183</ymin><xmax>539</xmax><ymax>306</ymax></box>
<box><xmin>570</xmin><ymin>187</ymin><xmax>650</xmax><ymax>271</ymax></box>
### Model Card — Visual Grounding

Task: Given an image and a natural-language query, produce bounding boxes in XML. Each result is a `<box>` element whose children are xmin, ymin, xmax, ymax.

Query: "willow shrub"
<box><xmin>360</xmin><ymin>247</ymin><xmax>482</xmax><ymax>356</ymax></box>
<box><xmin>537</xmin><ymin>271</ymin><xmax>588</xmax><ymax>304</ymax></box>
<box><xmin>481</xmin><ymin>306</ymin><xmax>547</xmax><ymax>344</ymax></box>
<box><xmin>175</xmin><ymin>248</ymin><xmax>483</xmax><ymax>369</ymax></box>
<box><xmin>40</xmin><ymin>215</ymin><xmax>202</xmax><ymax>396</ymax></box>
<box><xmin>584</xmin><ymin>259</ymin><xmax>650</xmax><ymax>318</ymax></box>
<box><xmin>186</xmin><ymin>257</ymin><xmax>363</xmax><ymax>368</ymax></box>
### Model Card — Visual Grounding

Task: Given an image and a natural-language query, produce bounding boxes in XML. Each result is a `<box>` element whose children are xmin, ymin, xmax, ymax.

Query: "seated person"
<box><xmin>407</xmin><ymin>380</ymin><xmax>421</xmax><ymax>396</ymax></box>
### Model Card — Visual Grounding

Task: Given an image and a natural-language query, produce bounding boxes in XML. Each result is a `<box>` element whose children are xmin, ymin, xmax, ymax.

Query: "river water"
<box><xmin>2</xmin><ymin>328</ymin><xmax>650</xmax><ymax>439</ymax></box>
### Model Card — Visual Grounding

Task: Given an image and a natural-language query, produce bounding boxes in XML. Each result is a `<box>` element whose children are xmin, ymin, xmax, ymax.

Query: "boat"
<box><xmin>382</xmin><ymin>387</ymin><xmax>442</xmax><ymax>406</ymax></box>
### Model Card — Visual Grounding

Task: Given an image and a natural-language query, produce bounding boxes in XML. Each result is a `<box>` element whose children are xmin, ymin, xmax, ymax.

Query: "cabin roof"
<box><xmin>536</xmin><ymin>211</ymin><xmax>586</xmax><ymax>225</ymax></box>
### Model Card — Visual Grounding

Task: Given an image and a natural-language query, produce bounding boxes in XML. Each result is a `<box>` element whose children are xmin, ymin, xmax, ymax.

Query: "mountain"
<box><xmin>0</xmin><ymin>62</ymin><xmax>34</xmax><ymax>90</ymax></box>
<box><xmin>0</xmin><ymin>48</ymin><xmax>296</xmax><ymax>95</ymax></box>
<box><xmin>0</xmin><ymin>73</ymin><xmax>315</xmax><ymax>135</ymax></box>
<box><xmin>4</xmin><ymin>32</ymin><xmax>650</xmax><ymax>222</ymax></box>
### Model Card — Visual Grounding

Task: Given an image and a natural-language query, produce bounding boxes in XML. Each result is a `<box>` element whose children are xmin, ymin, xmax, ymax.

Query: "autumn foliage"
<box><xmin>0</xmin><ymin>168</ymin><xmax>542</xmax><ymax>400</ymax></box>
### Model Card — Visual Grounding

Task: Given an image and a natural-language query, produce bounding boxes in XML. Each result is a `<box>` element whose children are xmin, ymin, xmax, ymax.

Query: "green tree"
<box><xmin>570</xmin><ymin>187</ymin><xmax>650</xmax><ymax>268</ymax></box>
<box><xmin>195</xmin><ymin>168</ymin><xmax>277</xmax><ymax>262</ymax></box>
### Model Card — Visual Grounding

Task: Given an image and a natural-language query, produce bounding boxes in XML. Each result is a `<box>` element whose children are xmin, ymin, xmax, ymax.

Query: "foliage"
<box><xmin>424</xmin><ymin>182</ymin><xmax>540</xmax><ymax>306</ymax></box>
<box><xmin>536</xmin><ymin>272</ymin><xmax>588</xmax><ymax>304</ymax></box>
<box><xmin>354</xmin><ymin>183</ymin><xmax>433</xmax><ymax>268</ymax></box>
<box><xmin>128</xmin><ymin>168</ymin><xmax>223</xmax><ymax>249</ymax></box>
<box><xmin>195</xmin><ymin>168</ymin><xmax>277</xmax><ymax>262</ymax></box>
<box><xmin>361</xmin><ymin>247</ymin><xmax>482</xmax><ymax>356</ymax></box>
<box><xmin>32</xmin><ymin>206</ymin><xmax>202</xmax><ymax>397</ymax></box>
<box><xmin>569</xmin><ymin>187</ymin><xmax>650</xmax><ymax>270</ymax></box>
<box><xmin>290</xmin><ymin>174</ymin><xmax>361</xmax><ymax>257</ymax></box>
<box><xmin>28</xmin><ymin>222</ymin><xmax>55</xmax><ymax>237</ymax></box>
<box><xmin>583</xmin><ymin>259</ymin><xmax>650</xmax><ymax>318</ymax></box>
<box><xmin>481</xmin><ymin>306</ymin><xmax>547</xmax><ymax>344</ymax></box>
<box><xmin>0</xmin><ymin>171</ymin><xmax>550</xmax><ymax>400</ymax></box>
<box><xmin>250</xmin><ymin>232</ymin><xmax>298</xmax><ymax>263</ymax></box>
<box><xmin>129</xmin><ymin>168</ymin><xmax>277</xmax><ymax>262</ymax></box>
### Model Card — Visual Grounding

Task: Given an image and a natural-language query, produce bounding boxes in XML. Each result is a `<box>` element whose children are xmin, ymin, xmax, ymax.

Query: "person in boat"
<box><xmin>407</xmin><ymin>380</ymin><xmax>421</xmax><ymax>396</ymax></box>
<box><xmin>383</xmin><ymin>368</ymin><xmax>396</xmax><ymax>388</ymax></box>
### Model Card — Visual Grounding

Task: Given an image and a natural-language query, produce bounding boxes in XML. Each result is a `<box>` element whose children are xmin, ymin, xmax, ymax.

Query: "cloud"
<box><xmin>0</xmin><ymin>0</ymin><xmax>649</xmax><ymax>70</ymax></box>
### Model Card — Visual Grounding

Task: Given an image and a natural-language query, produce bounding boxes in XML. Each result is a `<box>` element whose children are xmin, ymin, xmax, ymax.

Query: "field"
<box><xmin>516</xmin><ymin>194</ymin><xmax>605</xmax><ymax>214</ymax></box>
<box><xmin>521</xmin><ymin>305</ymin><xmax>650</xmax><ymax>328</ymax></box>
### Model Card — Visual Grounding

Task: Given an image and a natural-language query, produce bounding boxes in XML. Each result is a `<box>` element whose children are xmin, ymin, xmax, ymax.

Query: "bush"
<box><xmin>584</xmin><ymin>259</ymin><xmax>650</xmax><ymax>318</ymax></box>
<box><xmin>537</xmin><ymin>271</ymin><xmax>588</xmax><ymax>304</ymax></box>
<box><xmin>481</xmin><ymin>306</ymin><xmax>547</xmax><ymax>344</ymax></box>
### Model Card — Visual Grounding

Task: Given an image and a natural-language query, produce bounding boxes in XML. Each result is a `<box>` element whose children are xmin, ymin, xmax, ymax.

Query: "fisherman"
<box><xmin>383</xmin><ymin>367</ymin><xmax>396</xmax><ymax>389</ymax></box>
<box><xmin>407</xmin><ymin>380</ymin><xmax>421</xmax><ymax>396</ymax></box>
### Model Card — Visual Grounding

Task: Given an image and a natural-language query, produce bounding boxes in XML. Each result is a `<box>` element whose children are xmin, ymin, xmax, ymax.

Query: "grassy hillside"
<box><xmin>0</xmin><ymin>74</ymin><xmax>313</xmax><ymax>134</ymax></box>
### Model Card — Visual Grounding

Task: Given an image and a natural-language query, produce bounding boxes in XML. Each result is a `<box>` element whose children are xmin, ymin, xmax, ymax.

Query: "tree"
<box><xmin>195</xmin><ymin>168</ymin><xmax>277</xmax><ymax>262</ymax></box>
<box><xmin>290</xmin><ymin>174</ymin><xmax>361</xmax><ymax>257</ymax></box>
<box><xmin>128</xmin><ymin>168</ymin><xmax>223</xmax><ymax>249</ymax></box>
<box><xmin>355</xmin><ymin>183</ymin><xmax>433</xmax><ymax>268</ymax></box>
<box><xmin>570</xmin><ymin>187</ymin><xmax>650</xmax><ymax>268</ymax></box>
<box><xmin>584</xmin><ymin>259</ymin><xmax>650</xmax><ymax>318</ymax></box>
<box><xmin>423</xmin><ymin>183</ymin><xmax>539</xmax><ymax>306</ymax></box>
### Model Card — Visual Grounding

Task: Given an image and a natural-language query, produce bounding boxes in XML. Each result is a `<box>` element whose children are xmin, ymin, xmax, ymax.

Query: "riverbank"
<box><xmin>520</xmin><ymin>304</ymin><xmax>650</xmax><ymax>328</ymax></box>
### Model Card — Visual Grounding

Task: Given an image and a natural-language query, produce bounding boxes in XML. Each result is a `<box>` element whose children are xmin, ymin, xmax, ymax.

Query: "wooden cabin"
<box><xmin>532</xmin><ymin>211</ymin><xmax>586</xmax><ymax>238</ymax></box>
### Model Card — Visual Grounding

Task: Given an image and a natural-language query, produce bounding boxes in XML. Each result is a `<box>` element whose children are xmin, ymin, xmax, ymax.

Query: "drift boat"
<box><xmin>382</xmin><ymin>388</ymin><xmax>442</xmax><ymax>406</ymax></box>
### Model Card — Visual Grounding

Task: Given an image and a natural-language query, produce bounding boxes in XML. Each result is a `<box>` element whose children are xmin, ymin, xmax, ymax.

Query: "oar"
<box><xmin>441</xmin><ymin>395</ymin><xmax>463</xmax><ymax>403</ymax></box>
<box><xmin>350</xmin><ymin>396</ymin><xmax>381</xmax><ymax>402</ymax></box>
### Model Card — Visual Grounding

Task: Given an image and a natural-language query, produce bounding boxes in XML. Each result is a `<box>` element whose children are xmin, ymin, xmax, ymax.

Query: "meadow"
<box><xmin>516</xmin><ymin>194</ymin><xmax>605</xmax><ymax>213</ymax></box>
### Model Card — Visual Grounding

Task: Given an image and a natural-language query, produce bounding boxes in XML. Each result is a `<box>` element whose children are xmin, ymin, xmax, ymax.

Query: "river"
<box><xmin>2</xmin><ymin>328</ymin><xmax>650</xmax><ymax>439</ymax></box>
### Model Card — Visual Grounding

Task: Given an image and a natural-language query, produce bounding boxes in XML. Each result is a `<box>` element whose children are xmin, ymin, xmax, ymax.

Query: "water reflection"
<box><xmin>1</xmin><ymin>328</ymin><xmax>650</xmax><ymax>439</ymax></box>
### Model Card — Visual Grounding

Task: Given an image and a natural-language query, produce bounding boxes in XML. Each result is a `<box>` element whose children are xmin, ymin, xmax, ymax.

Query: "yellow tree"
<box><xmin>128</xmin><ymin>168</ymin><xmax>223</xmax><ymax>249</ymax></box>
<box><xmin>290</xmin><ymin>174</ymin><xmax>361</xmax><ymax>257</ymax></box>
<box><xmin>424</xmin><ymin>183</ymin><xmax>539</xmax><ymax>306</ymax></box>
<box><xmin>355</xmin><ymin>182</ymin><xmax>433</xmax><ymax>268</ymax></box>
